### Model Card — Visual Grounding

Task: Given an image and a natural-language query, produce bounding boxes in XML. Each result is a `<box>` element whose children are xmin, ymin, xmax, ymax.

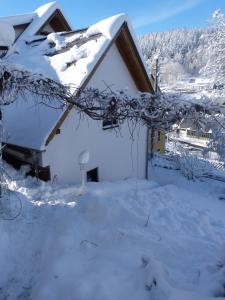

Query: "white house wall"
<box><xmin>42</xmin><ymin>43</ymin><xmax>148</xmax><ymax>184</ymax></box>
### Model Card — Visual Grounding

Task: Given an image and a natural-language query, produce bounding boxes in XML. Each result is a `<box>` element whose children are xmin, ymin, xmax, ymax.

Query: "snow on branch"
<box><xmin>76</xmin><ymin>88</ymin><xmax>223</xmax><ymax>132</ymax></box>
<box><xmin>0</xmin><ymin>64</ymin><xmax>71</xmax><ymax>107</ymax></box>
<box><xmin>0</xmin><ymin>63</ymin><xmax>224</xmax><ymax>134</ymax></box>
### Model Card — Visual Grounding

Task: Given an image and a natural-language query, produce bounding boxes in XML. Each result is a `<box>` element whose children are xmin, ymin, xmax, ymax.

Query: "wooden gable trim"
<box><xmin>36</xmin><ymin>9</ymin><xmax>71</xmax><ymax>35</ymax></box>
<box><xmin>115</xmin><ymin>23</ymin><xmax>154</xmax><ymax>93</ymax></box>
<box><xmin>45</xmin><ymin>22</ymin><xmax>154</xmax><ymax>146</ymax></box>
<box><xmin>45</xmin><ymin>106</ymin><xmax>72</xmax><ymax>146</ymax></box>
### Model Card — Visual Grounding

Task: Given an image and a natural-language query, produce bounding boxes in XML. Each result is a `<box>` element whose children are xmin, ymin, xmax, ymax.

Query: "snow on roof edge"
<box><xmin>0</xmin><ymin>2</ymin><xmax>72</xmax><ymax>37</ymax></box>
<box><xmin>20</xmin><ymin>2</ymin><xmax>60</xmax><ymax>38</ymax></box>
<box><xmin>0</xmin><ymin>13</ymin><xmax>35</xmax><ymax>27</ymax></box>
<box><xmin>35</xmin><ymin>2</ymin><xmax>58</xmax><ymax>17</ymax></box>
<box><xmin>35</xmin><ymin>1</ymin><xmax>73</xmax><ymax>29</ymax></box>
<box><xmin>19</xmin><ymin>2</ymin><xmax>73</xmax><ymax>39</ymax></box>
<box><xmin>85</xmin><ymin>13</ymin><xmax>153</xmax><ymax>85</ymax></box>
<box><xmin>85</xmin><ymin>14</ymin><xmax>127</xmax><ymax>39</ymax></box>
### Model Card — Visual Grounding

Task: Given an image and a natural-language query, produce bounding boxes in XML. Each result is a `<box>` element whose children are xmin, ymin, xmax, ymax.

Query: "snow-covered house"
<box><xmin>1</xmin><ymin>2</ymin><xmax>156</xmax><ymax>184</ymax></box>
<box><xmin>175</xmin><ymin>123</ymin><xmax>212</xmax><ymax>149</ymax></box>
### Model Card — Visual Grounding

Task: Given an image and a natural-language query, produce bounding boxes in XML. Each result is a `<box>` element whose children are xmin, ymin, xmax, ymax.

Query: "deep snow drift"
<box><xmin>0</xmin><ymin>163</ymin><xmax>225</xmax><ymax>300</ymax></box>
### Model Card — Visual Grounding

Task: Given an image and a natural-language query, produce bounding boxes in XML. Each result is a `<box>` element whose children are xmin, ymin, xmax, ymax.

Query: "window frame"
<box><xmin>102</xmin><ymin>118</ymin><xmax>119</xmax><ymax>130</ymax></box>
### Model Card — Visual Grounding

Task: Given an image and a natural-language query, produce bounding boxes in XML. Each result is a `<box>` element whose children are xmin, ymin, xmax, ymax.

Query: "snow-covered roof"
<box><xmin>0</xmin><ymin>13</ymin><xmax>36</xmax><ymax>27</ymax></box>
<box><xmin>22</xmin><ymin>2</ymin><xmax>72</xmax><ymax>38</ymax></box>
<box><xmin>0</xmin><ymin>21</ymin><xmax>15</xmax><ymax>47</ymax></box>
<box><xmin>3</xmin><ymin>12</ymin><xmax>153</xmax><ymax>151</ymax></box>
<box><xmin>0</xmin><ymin>2</ymin><xmax>71</xmax><ymax>40</ymax></box>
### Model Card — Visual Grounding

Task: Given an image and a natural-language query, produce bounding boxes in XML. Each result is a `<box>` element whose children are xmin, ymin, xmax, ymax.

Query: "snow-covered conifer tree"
<box><xmin>202</xmin><ymin>10</ymin><xmax>225</xmax><ymax>88</ymax></box>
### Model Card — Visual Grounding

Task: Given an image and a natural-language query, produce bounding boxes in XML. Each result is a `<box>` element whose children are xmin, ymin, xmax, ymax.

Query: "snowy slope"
<box><xmin>1</xmin><ymin>163</ymin><xmax>225</xmax><ymax>300</ymax></box>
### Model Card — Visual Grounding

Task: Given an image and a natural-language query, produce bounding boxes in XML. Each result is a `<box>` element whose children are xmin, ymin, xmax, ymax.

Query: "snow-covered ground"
<box><xmin>0</xmin><ymin>163</ymin><xmax>225</xmax><ymax>300</ymax></box>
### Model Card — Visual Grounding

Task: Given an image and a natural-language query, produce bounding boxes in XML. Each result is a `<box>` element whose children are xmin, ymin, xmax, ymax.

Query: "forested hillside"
<box><xmin>139</xmin><ymin>27</ymin><xmax>212</xmax><ymax>83</ymax></box>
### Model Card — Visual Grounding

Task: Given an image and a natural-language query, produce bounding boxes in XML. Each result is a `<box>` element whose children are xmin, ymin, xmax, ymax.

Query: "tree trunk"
<box><xmin>0</xmin><ymin>108</ymin><xmax>2</xmax><ymax>200</ymax></box>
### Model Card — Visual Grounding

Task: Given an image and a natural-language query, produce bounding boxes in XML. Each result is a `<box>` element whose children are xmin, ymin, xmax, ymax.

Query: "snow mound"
<box><xmin>85</xmin><ymin>14</ymin><xmax>127</xmax><ymax>39</ymax></box>
<box><xmin>35</xmin><ymin>1</ymin><xmax>58</xmax><ymax>18</ymax></box>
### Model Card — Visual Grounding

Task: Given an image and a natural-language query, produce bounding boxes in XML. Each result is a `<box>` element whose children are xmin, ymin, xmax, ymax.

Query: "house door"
<box><xmin>87</xmin><ymin>168</ymin><xmax>99</xmax><ymax>182</ymax></box>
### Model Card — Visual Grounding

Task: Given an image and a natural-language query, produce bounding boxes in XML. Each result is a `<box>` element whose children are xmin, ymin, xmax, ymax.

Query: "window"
<box><xmin>0</xmin><ymin>46</ymin><xmax>8</xmax><ymax>58</ymax></box>
<box><xmin>87</xmin><ymin>168</ymin><xmax>99</xmax><ymax>182</ymax></box>
<box><xmin>102</xmin><ymin>97</ymin><xmax>119</xmax><ymax>130</ymax></box>
<box><xmin>102</xmin><ymin>118</ymin><xmax>118</xmax><ymax>130</ymax></box>
<box><xmin>187</xmin><ymin>129</ymin><xmax>212</xmax><ymax>140</ymax></box>
<box><xmin>157</xmin><ymin>131</ymin><xmax>161</xmax><ymax>142</ymax></box>
<box><xmin>187</xmin><ymin>130</ymin><xmax>195</xmax><ymax>137</ymax></box>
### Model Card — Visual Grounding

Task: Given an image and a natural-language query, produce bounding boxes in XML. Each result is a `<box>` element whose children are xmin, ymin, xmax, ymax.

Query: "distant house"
<box><xmin>1</xmin><ymin>2</ymin><xmax>157</xmax><ymax>184</ymax></box>
<box><xmin>174</xmin><ymin>123</ymin><xmax>212</xmax><ymax>149</ymax></box>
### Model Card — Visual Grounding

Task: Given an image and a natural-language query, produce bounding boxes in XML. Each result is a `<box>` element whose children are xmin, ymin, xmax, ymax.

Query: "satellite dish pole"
<box><xmin>149</xmin><ymin>55</ymin><xmax>160</xmax><ymax>162</ymax></box>
<box><xmin>154</xmin><ymin>55</ymin><xmax>159</xmax><ymax>93</ymax></box>
<box><xmin>78</xmin><ymin>150</ymin><xmax>90</xmax><ymax>195</ymax></box>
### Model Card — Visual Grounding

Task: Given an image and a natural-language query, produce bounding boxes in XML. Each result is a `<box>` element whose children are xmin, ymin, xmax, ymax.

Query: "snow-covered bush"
<box><xmin>142</xmin><ymin>256</ymin><xmax>172</xmax><ymax>300</ymax></box>
<box><xmin>173</xmin><ymin>153</ymin><xmax>211</xmax><ymax>180</ymax></box>
<box><xmin>205</xmin><ymin>122</ymin><xmax>225</xmax><ymax>163</ymax></box>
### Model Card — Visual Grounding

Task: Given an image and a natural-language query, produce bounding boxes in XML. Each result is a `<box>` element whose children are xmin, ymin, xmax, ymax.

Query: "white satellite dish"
<box><xmin>78</xmin><ymin>150</ymin><xmax>90</xmax><ymax>166</ymax></box>
<box><xmin>0</xmin><ymin>21</ymin><xmax>15</xmax><ymax>47</ymax></box>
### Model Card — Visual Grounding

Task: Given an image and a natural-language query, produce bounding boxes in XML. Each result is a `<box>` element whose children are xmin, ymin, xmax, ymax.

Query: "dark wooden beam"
<box><xmin>116</xmin><ymin>23</ymin><xmax>154</xmax><ymax>93</ymax></box>
<box><xmin>36</xmin><ymin>9</ymin><xmax>71</xmax><ymax>35</ymax></box>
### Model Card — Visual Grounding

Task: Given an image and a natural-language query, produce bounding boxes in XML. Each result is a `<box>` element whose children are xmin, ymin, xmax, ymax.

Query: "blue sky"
<box><xmin>1</xmin><ymin>0</ymin><xmax>225</xmax><ymax>35</ymax></box>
